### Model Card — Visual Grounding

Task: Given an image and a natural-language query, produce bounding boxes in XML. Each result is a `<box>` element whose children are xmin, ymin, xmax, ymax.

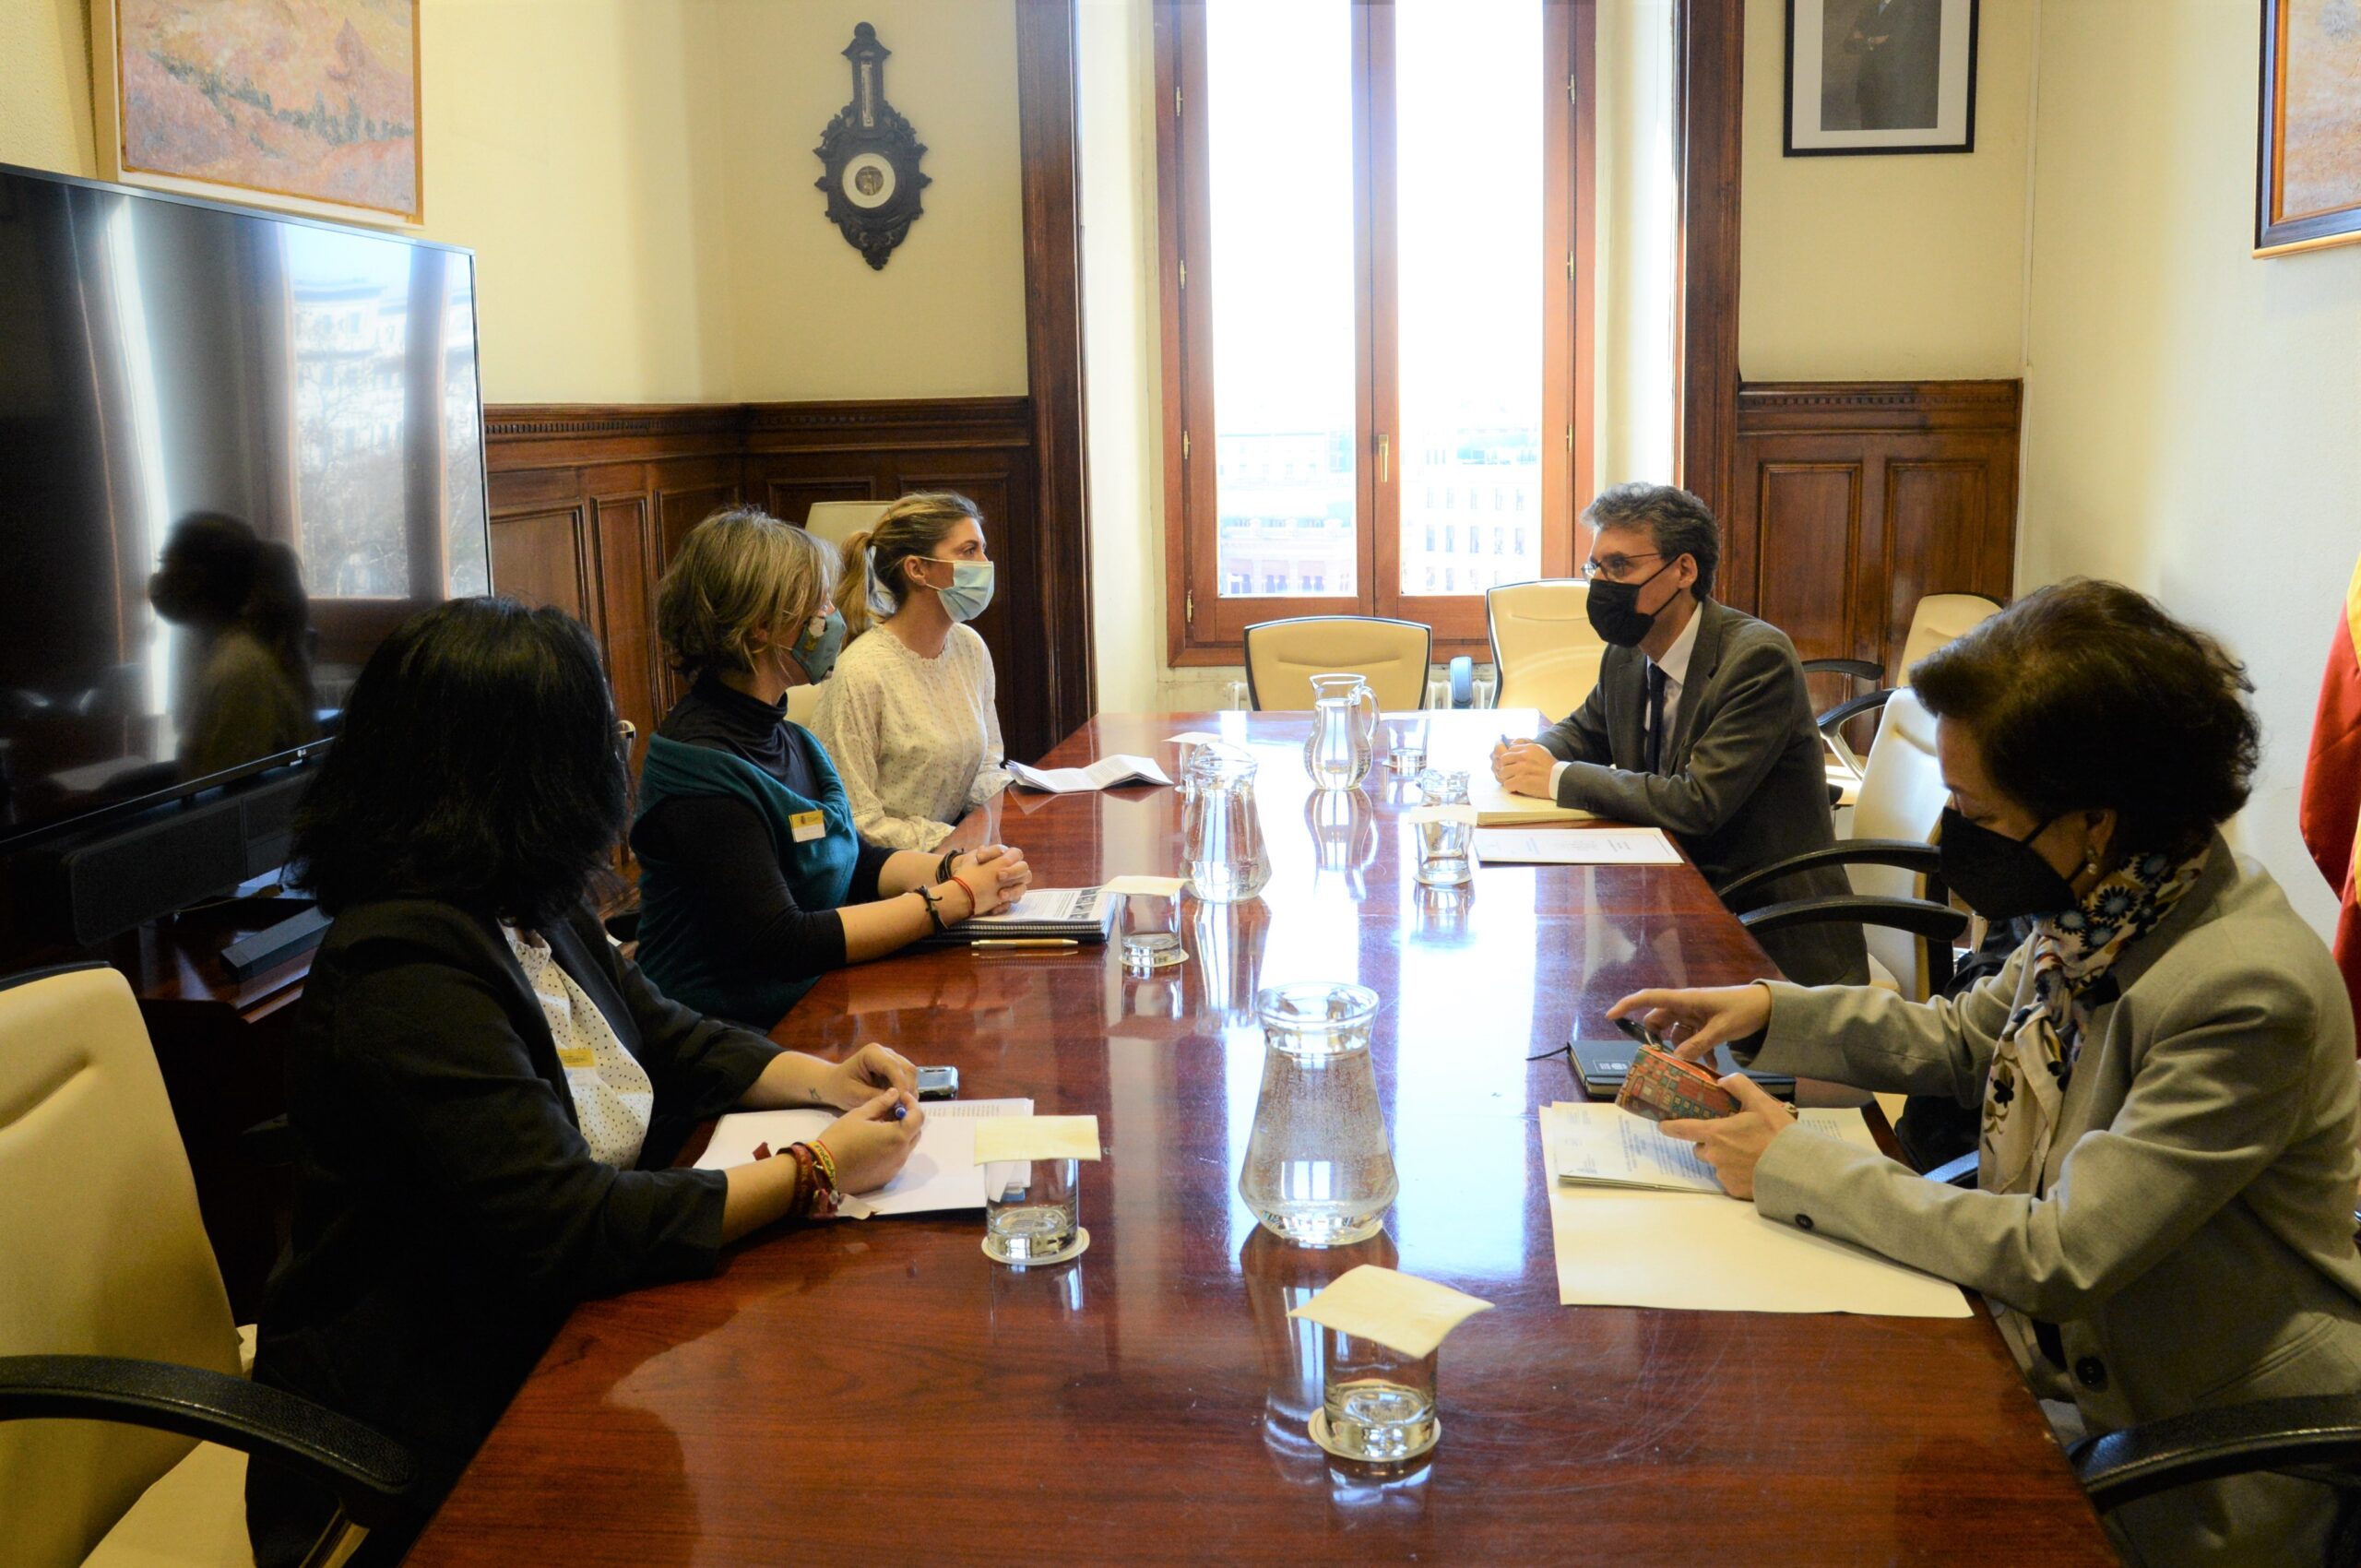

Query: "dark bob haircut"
<box><xmin>291</xmin><ymin>598</ymin><xmax>628</xmax><ymax>927</ymax></box>
<box><xmin>1583</xmin><ymin>482</ymin><xmax>1721</xmax><ymax>600</ymax></box>
<box><xmin>1911</xmin><ymin>578</ymin><xmax>2260</xmax><ymax>856</ymax></box>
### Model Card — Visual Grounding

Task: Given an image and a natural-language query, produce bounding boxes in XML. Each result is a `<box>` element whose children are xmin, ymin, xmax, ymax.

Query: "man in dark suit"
<box><xmin>1493</xmin><ymin>483</ymin><xmax>1868</xmax><ymax>986</ymax></box>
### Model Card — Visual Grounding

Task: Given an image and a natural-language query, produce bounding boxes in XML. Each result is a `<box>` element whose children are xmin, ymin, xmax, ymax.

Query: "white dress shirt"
<box><xmin>1548</xmin><ymin>600</ymin><xmax>1703</xmax><ymax>799</ymax></box>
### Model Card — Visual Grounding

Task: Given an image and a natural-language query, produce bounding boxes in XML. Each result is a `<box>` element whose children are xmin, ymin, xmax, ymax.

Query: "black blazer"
<box><xmin>1537</xmin><ymin>599</ymin><xmax>1869</xmax><ymax>986</ymax></box>
<box><xmin>251</xmin><ymin>897</ymin><xmax>781</xmax><ymax>1466</ymax></box>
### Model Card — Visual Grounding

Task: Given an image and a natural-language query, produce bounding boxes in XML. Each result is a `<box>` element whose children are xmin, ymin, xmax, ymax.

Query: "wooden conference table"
<box><xmin>407</xmin><ymin>711</ymin><xmax>2113</xmax><ymax>1566</ymax></box>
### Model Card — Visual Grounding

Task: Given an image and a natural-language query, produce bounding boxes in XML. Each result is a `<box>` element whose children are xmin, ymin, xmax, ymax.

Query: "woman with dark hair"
<box><xmin>632</xmin><ymin>508</ymin><xmax>1029</xmax><ymax>1026</ymax></box>
<box><xmin>148</xmin><ymin>511</ymin><xmax>318</xmax><ymax>778</ymax></box>
<box><xmin>1610</xmin><ymin>580</ymin><xmax>2361</xmax><ymax>1567</ymax></box>
<box><xmin>246</xmin><ymin>597</ymin><xmax>922</xmax><ymax>1566</ymax></box>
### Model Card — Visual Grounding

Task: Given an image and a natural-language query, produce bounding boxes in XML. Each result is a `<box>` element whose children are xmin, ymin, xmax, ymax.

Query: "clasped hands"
<box><xmin>948</xmin><ymin>843</ymin><xmax>1030</xmax><ymax>916</ymax></box>
<box><xmin>1607</xmin><ymin>982</ymin><xmax>1790</xmax><ymax>1201</ymax></box>
<box><xmin>1489</xmin><ymin>738</ymin><xmax>1559</xmax><ymax>799</ymax></box>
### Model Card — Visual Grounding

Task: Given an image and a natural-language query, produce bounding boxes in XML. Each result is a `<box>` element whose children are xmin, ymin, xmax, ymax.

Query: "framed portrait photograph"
<box><xmin>90</xmin><ymin>0</ymin><xmax>423</xmax><ymax>227</ymax></box>
<box><xmin>2257</xmin><ymin>0</ymin><xmax>2361</xmax><ymax>256</ymax></box>
<box><xmin>1786</xmin><ymin>0</ymin><xmax>1979</xmax><ymax>157</ymax></box>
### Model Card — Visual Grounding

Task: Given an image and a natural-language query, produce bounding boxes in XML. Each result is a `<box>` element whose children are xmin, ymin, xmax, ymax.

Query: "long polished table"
<box><xmin>406</xmin><ymin>711</ymin><xmax>2113</xmax><ymax>1565</ymax></box>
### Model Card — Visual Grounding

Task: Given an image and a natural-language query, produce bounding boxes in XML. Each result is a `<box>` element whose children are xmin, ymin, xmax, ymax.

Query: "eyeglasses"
<box><xmin>1580</xmin><ymin>552</ymin><xmax>1666</xmax><ymax>583</ymax></box>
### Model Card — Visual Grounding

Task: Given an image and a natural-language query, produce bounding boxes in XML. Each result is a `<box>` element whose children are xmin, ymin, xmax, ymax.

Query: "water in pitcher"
<box><xmin>1239</xmin><ymin>983</ymin><xmax>1398</xmax><ymax>1246</ymax></box>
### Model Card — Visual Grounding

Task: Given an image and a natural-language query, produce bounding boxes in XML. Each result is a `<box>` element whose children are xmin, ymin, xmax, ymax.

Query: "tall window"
<box><xmin>1160</xmin><ymin>0</ymin><xmax>1592</xmax><ymax>659</ymax></box>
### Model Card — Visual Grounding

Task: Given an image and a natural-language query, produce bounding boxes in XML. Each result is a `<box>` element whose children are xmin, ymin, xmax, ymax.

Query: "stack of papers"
<box><xmin>1476</xmin><ymin>826</ymin><xmax>1679</xmax><ymax>865</ymax></box>
<box><xmin>1008</xmin><ymin>755</ymin><xmax>1172</xmax><ymax>792</ymax></box>
<box><xmin>1468</xmin><ymin>774</ymin><xmax>1597</xmax><ymax>826</ymax></box>
<box><xmin>695</xmin><ymin>1097</ymin><xmax>1034</xmax><ymax>1217</ymax></box>
<box><xmin>1538</xmin><ymin>1102</ymin><xmax>1970</xmax><ymax>1317</ymax></box>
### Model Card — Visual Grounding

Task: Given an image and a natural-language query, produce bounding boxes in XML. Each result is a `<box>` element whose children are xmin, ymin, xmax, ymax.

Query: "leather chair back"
<box><xmin>1242</xmin><ymin>617</ymin><xmax>1431</xmax><ymax>711</ymax></box>
<box><xmin>1900</xmin><ymin>593</ymin><xmax>2002</xmax><ymax>678</ymax></box>
<box><xmin>803</xmin><ymin>501</ymin><xmax>891</xmax><ymax>552</ymax></box>
<box><xmin>1847</xmin><ymin>690</ymin><xmax>1952</xmax><ymax>998</ymax></box>
<box><xmin>1487</xmin><ymin>579</ymin><xmax>1606</xmax><ymax>720</ymax></box>
<box><xmin>0</xmin><ymin>965</ymin><xmax>241</xmax><ymax>1567</ymax></box>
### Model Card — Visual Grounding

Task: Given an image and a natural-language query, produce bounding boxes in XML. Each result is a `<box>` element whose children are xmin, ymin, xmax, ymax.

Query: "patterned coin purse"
<box><xmin>1615</xmin><ymin>1044</ymin><xmax>1742</xmax><ymax>1123</ymax></box>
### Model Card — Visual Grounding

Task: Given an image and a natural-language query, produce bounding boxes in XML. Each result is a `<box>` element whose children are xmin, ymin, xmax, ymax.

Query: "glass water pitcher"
<box><xmin>1238</xmin><ymin>982</ymin><xmax>1398</xmax><ymax>1247</ymax></box>
<box><xmin>1183</xmin><ymin>744</ymin><xmax>1271</xmax><ymax>903</ymax></box>
<box><xmin>1301</xmin><ymin>672</ymin><xmax>1379</xmax><ymax>790</ymax></box>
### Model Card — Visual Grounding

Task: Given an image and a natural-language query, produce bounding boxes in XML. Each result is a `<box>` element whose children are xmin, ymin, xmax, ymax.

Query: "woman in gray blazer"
<box><xmin>1613</xmin><ymin>579</ymin><xmax>2361</xmax><ymax>1568</ymax></box>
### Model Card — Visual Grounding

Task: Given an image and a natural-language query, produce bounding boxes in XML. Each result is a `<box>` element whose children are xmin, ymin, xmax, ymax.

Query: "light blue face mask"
<box><xmin>789</xmin><ymin>606</ymin><xmax>846</xmax><ymax>682</ymax></box>
<box><xmin>916</xmin><ymin>556</ymin><xmax>994</xmax><ymax>623</ymax></box>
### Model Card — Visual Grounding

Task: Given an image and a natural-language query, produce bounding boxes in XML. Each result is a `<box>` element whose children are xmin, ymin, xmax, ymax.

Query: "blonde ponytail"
<box><xmin>833</xmin><ymin>493</ymin><xmax>984</xmax><ymax>643</ymax></box>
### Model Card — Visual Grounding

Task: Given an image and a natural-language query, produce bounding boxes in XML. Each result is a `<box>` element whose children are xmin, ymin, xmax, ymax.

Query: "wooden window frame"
<box><xmin>1157</xmin><ymin>0</ymin><xmax>1596</xmax><ymax>667</ymax></box>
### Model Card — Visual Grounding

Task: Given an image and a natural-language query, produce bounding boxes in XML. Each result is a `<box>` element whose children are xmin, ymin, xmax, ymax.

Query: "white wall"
<box><xmin>1594</xmin><ymin>0</ymin><xmax>1678</xmax><ymax>486</ymax></box>
<box><xmin>1077</xmin><ymin>0</ymin><xmax>1167</xmax><ymax>714</ymax></box>
<box><xmin>1738</xmin><ymin>0</ymin><xmax>2035</xmax><ymax>379</ymax></box>
<box><xmin>2017</xmin><ymin>0</ymin><xmax>2361</xmax><ymax>935</ymax></box>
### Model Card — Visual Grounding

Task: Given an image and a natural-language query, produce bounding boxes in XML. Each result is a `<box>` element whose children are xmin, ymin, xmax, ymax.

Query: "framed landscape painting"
<box><xmin>92</xmin><ymin>0</ymin><xmax>422</xmax><ymax>226</ymax></box>
<box><xmin>2258</xmin><ymin>0</ymin><xmax>2361</xmax><ymax>255</ymax></box>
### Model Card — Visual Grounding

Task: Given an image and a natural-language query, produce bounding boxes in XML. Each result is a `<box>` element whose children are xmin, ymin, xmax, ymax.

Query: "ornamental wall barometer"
<box><xmin>813</xmin><ymin>22</ymin><xmax>930</xmax><ymax>270</ymax></box>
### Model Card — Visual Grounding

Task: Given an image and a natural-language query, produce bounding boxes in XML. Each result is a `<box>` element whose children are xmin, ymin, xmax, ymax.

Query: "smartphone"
<box><xmin>916</xmin><ymin>1065</ymin><xmax>959</xmax><ymax>1100</ymax></box>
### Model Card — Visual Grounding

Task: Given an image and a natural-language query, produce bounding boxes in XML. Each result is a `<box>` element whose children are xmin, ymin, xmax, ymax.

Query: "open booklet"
<box><xmin>1007</xmin><ymin>754</ymin><xmax>1173</xmax><ymax>793</ymax></box>
<box><xmin>694</xmin><ymin>1097</ymin><xmax>1034</xmax><ymax>1217</ymax></box>
<box><xmin>916</xmin><ymin>885</ymin><xmax>1120</xmax><ymax>946</ymax></box>
<box><xmin>1468</xmin><ymin>774</ymin><xmax>1597</xmax><ymax>826</ymax></box>
<box><xmin>1545</xmin><ymin>1101</ymin><xmax>1869</xmax><ymax>1193</ymax></box>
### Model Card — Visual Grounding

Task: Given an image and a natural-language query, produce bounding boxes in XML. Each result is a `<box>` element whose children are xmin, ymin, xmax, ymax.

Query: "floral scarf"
<box><xmin>1979</xmin><ymin>847</ymin><xmax>2208</xmax><ymax>1195</ymax></box>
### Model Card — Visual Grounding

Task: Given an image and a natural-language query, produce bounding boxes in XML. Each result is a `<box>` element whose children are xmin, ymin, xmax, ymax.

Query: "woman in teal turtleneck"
<box><xmin>631</xmin><ymin>508</ymin><xmax>1031</xmax><ymax>1026</ymax></box>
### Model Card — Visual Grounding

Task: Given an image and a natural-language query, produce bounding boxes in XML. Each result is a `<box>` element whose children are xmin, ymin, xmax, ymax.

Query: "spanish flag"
<box><xmin>2301</xmin><ymin>552</ymin><xmax>2361</xmax><ymax>1048</ymax></box>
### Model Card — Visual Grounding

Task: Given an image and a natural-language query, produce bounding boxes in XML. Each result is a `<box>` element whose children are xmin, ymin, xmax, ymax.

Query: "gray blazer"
<box><xmin>1750</xmin><ymin>840</ymin><xmax>2361</xmax><ymax>1567</ymax></box>
<box><xmin>1536</xmin><ymin>598</ymin><xmax>1867</xmax><ymax>985</ymax></box>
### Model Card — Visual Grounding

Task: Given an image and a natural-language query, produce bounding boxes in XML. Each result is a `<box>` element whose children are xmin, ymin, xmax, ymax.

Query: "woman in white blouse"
<box><xmin>815</xmin><ymin>492</ymin><xmax>1014</xmax><ymax>850</ymax></box>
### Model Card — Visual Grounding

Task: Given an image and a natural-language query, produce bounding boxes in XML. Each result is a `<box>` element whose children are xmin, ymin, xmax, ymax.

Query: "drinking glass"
<box><xmin>1317</xmin><ymin>1335</ymin><xmax>1440</xmax><ymax>1463</ymax></box>
<box><xmin>1239</xmin><ymin>982</ymin><xmax>1397</xmax><ymax>1247</ymax></box>
<box><xmin>1413</xmin><ymin>769</ymin><xmax>1474</xmax><ymax>887</ymax></box>
<box><xmin>1120</xmin><ymin>888</ymin><xmax>1186</xmax><ymax>972</ymax></box>
<box><xmin>1384</xmin><ymin>715</ymin><xmax>1430</xmax><ymax>775</ymax></box>
<box><xmin>983</xmin><ymin>1156</ymin><xmax>1082</xmax><ymax>1265</ymax></box>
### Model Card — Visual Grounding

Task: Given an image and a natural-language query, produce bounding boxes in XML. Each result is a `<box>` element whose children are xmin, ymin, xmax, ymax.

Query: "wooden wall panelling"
<box><xmin>483</xmin><ymin>398</ymin><xmax>1078</xmax><ymax>766</ymax></box>
<box><xmin>1014</xmin><ymin>0</ymin><xmax>1097</xmax><ymax>750</ymax></box>
<box><xmin>1728</xmin><ymin>381</ymin><xmax>2023</xmax><ymax>715</ymax></box>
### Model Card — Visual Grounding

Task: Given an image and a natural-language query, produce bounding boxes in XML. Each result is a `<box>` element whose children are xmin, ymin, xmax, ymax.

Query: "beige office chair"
<box><xmin>0</xmin><ymin>965</ymin><xmax>411</xmax><ymax>1568</ymax></box>
<box><xmin>803</xmin><ymin>500</ymin><xmax>890</xmax><ymax>552</ymax></box>
<box><xmin>1242</xmin><ymin>617</ymin><xmax>1431</xmax><ymax>711</ymax></box>
<box><xmin>1486</xmin><ymin>579</ymin><xmax>1606</xmax><ymax>720</ymax></box>
<box><xmin>1719</xmin><ymin>687</ymin><xmax>1964</xmax><ymax>1004</ymax></box>
<box><xmin>1898</xmin><ymin>592</ymin><xmax>2002</xmax><ymax>677</ymax></box>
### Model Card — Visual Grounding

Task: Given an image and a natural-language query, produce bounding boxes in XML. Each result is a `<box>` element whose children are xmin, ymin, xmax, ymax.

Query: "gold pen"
<box><xmin>971</xmin><ymin>938</ymin><xmax>1080</xmax><ymax>950</ymax></box>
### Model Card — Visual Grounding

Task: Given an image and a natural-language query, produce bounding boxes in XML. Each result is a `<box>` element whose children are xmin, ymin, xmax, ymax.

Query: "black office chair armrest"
<box><xmin>0</xmin><ymin>1355</ymin><xmax>418</xmax><ymax>1527</ymax></box>
<box><xmin>2070</xmin><ymin>1394</ymin><xmax>2361</xmax><ymax>1512</ymax></box>
<box><xmin>1738</xmin><ymin>895</ymin><xmax>1967</xmax><ymax>944</ymax></box>
<box><xmin>1801</xmin><ymin>658</ymin><xmax>1884</xmax><ymax>683</ymax></box>
<box><xmin>1818</xmin><ymin>687</ymin><xmax>1897</xmax><ymax>734</ymax></box>
<box><xmin>1716</xmin><ymin>839</ymin><xmax>1944</xmax><ymax>904</ymax></box>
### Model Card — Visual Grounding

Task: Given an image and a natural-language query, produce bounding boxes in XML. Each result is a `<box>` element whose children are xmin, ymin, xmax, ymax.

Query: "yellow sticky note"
<box><xmin>972</xmin><ymin>1114</ymin><xmax>1102</xmax><ymax>1164</ymax></box>
<box><xmin>1287</xmin><ymin>1265</ymin><xmax>1494</xmax><ymax>1360</ymax></box>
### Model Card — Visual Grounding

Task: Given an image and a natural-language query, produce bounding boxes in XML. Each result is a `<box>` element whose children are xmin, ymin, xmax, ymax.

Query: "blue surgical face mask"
<box><xmin>917</xmin><ymin>557</ymin><xmax>994</xmax><ymax>623</ymax></box>
<box><xmin>789</xmin><ymin>606</ymin><xmax>846</xmax><ymax>683</ymax></box>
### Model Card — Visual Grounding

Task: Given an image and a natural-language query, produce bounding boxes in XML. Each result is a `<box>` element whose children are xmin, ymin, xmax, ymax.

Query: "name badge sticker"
<box><xmin>789</xmin><ymin>810</ymin><xmax>828</xmax><ymax>844</ymax></box>
<box><xmin>556</xmin><ymin>1043</ymin><xmax>596</xmax><ymax>1070</ymax></box>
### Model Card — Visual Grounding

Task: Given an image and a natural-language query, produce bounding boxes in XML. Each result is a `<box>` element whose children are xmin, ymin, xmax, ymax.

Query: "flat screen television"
<box><xmin>0</xmin><ymin>161</ymin><xmax>489</xmax><ymax>860</ymax></box>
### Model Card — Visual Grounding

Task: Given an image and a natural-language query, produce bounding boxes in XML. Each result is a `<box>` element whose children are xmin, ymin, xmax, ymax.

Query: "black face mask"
<box><xmin>1938</xmin><ymin>807</ymin><xmax>2081</xmax><ymax>921</ymax></box>
<box><xmin>1585</xmin><ymin>558</ymin><xmax>1679</xmax><ymax>647</ymax></box>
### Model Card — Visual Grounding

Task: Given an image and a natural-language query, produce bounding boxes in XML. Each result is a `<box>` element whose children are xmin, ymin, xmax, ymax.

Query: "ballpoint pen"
<box><xmin>972</xmin><ymin>938</ymin><xmax>1080</xmax><ymax>950</ymax></box>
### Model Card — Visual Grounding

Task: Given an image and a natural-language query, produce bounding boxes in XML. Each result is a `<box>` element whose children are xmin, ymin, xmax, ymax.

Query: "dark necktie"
<box><xmin>1644</xmin><ymin>662</ymin><xmax>1668</xmax><ymax>776</ymax></box>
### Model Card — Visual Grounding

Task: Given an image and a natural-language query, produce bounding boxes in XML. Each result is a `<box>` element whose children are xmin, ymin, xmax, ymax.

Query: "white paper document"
<box><xmin>1539</xmin><ymin>1103</ymin><xmax>1971</xmax><ymax>1317</ymax></box>
<box><xmin>1547</xmin><ymin>1103</ymin><xmax>1723</xmax><ymax>1193</ymax></box>
<box><xmin>1477</xmin><ymin>826</ymin><xmax>1679</xmax><ymax>866</ymax></box>
<box><xmin>1007</xmin><ymin>754</ymin><xmax>1173</xmax><ymax>792</ymax></box>
<box><xmin>695</xmin><ymin>1097</ymin><xmax>1034</xmax><ymax>1217</ymax></box>
<box><xmin>1466</xmin><ymin>774</ymin><xmax>1598</xmax><ymax>826</ymax></box>
<box><xmin>962</xmin><ymin>886</ymin><xmax>1104</xmax><ymax>929</ymax></box>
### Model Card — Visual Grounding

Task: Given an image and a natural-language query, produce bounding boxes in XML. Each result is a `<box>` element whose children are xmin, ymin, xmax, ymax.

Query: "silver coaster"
<box><xmin>982</xmin><ymin>1224</ymin><xmax>1090</xmax><ymax>1267</ymax></box>
<box><xmin>1307</xmin><ymin>1408</ymin><xmax>1440</xmax><ymax>1465</ymax></box>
